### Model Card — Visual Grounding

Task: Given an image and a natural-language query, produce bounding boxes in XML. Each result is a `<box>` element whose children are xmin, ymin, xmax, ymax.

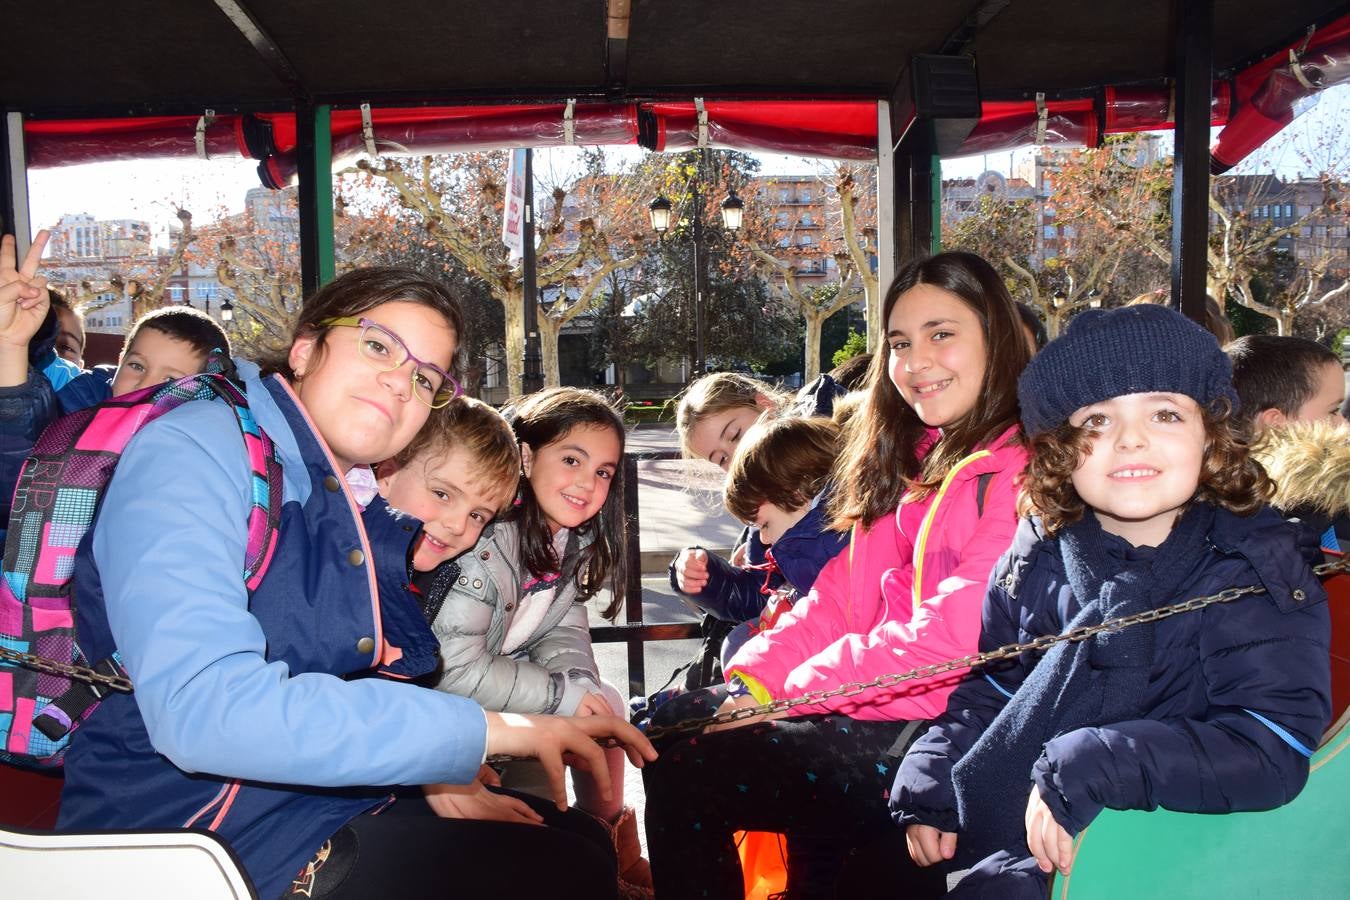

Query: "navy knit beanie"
<box><xmin>1018</xmin><ymin>304</ymin><xmax>1237</xmax><ymax>436</ymax></box>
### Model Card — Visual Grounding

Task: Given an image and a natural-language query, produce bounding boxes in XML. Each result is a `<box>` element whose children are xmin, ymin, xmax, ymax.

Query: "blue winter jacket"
<box><xmin>0</xmin><ymin>368</ymin><xmax>58</xmax><ymax>544</ymax></box>
<box><xmin>0</xmin><ymin>365</ymin><xmax>113</xmax><ymax>544</ymax></box>
<box><xmin>683</xmin><ymin>493</ymin><xmax>849</xmax><ymax>623</ymax></box>
<box><xmin>58</xmin><ymin>360</ymin><xmax>487</xmax><ymax>900</ymax></box>
<box><xmin>891</xmin><ymin>508</ymin><xmax>1331</xmax><ymax>862</ymax></box>
<box><xmin>55</xmin><ymin>365</ymin><xmax>114</xmax><ymax>414</ymax></box>
<box><xmin>670</xmin><ymin>373</ymin><xmax>848</xmax><ymax>619</ymax></box>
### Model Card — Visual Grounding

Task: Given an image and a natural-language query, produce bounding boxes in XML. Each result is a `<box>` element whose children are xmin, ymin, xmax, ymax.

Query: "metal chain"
<box><xmin>636</xmin><ymin>554</ymin><xmax>1350</xmax><ymax>744</ymax></box>
<box><xmin>0</xmin><ymin>645</ymin><xmax>132</xmax><ymax>692</ymax></box>
<box><xmin>5</xmin><ymin>558</ymin><xmax>1346</xmax><ymax>755</ymax></box>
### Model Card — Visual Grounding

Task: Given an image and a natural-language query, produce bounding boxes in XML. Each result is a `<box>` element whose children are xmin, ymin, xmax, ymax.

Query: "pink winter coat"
<box><xmin>725</xmin><ymin>426</ymin><xmax>1027</xmax><ymax>721</ymax></box>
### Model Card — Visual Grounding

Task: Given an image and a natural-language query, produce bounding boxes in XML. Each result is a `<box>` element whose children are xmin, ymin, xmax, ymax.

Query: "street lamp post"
<box><xmin>649</xmin><ymin>151</ymin><xmax>743</xmax><ymax>382</ymax></box>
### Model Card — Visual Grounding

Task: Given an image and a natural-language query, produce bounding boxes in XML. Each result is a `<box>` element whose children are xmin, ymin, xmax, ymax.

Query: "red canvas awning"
<box><xmin>20</xmin><ymin>12</ymin><xmax>1349</xmax><ymax>184</ymax></box>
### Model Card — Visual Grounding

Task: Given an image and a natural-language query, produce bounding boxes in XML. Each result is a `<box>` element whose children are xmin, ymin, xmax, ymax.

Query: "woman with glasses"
<box><xmin>54</xmin><ymin>267</ymin><xmax>655</xmax><ymax>900</ymax></box>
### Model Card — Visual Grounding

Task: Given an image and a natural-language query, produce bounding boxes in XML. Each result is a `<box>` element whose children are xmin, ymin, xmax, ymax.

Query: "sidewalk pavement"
<box><xmin>573</xmin><ymin>424</ymin><xmax>743</xmax><ymax>854</ymax></box>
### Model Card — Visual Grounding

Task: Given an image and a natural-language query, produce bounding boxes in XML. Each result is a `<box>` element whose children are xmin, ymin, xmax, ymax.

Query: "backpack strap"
<box><xmin>974</xmin><ymin>471</ymin><xmax>996</xmax><ymax>518</ymax></box>
<box><xmin>8</xmin><ymin>370</ymin><xmax>284</xmax><ymax>756</ymax></box>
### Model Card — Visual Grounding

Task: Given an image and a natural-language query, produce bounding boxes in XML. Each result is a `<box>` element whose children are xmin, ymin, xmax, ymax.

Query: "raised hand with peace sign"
<box><xmin>0</xmin><ymin>231</ymin><xmax>52</xmax><ymax>386</ymax></box>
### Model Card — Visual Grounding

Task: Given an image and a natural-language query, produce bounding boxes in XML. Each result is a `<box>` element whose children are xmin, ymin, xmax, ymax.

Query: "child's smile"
<box><xmin>1070</xmin><ymin>392</ymin><xmax>1207</xmax><ymax>547</ymax></box>
<box><xmin>523</xmin><ymin>424</ymin><xmax>621</xmax><ymax>534</ymax></box>
<box><xmin>377</xmin><ymin>445</ymin><xmax>510</xmax><ymax>571</ymax></box>
<box><xmin>886</xmin><ymin>283</ymin><xmax>988</xmax><ymax>429</ymax></box>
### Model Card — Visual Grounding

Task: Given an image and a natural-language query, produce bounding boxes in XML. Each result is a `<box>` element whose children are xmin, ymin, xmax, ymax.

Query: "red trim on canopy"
<box><xmin>1210</xmin><ymin>17</ymin><xmax>1350</xmax><ymax>173</ymax></box>
<box><xmin>19</xmin><ymin>13</ymin><xmax>1349</xmax><ymax>184</ymax></box>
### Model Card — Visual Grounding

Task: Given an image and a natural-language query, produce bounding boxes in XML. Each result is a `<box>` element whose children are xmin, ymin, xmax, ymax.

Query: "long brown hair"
<box><xmin>505</xmin><ymin>388</ymin><xmax>628</xmax><ymax>619</ymax></box>
<box><xmin>829</xmin><ymin>251</ymin><xmax>1030</xmax><ymax>529</ymax></box>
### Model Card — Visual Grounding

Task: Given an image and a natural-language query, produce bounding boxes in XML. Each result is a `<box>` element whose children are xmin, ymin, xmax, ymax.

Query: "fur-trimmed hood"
<box><xmin>1252</xmin><ymin>419</ymin><xmax>1350</xmax><ymax>520</ymax></box>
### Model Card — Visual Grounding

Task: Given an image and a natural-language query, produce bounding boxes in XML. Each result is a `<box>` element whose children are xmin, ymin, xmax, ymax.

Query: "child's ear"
<box><xmin>289</xmin><ymin>332</ymin><xmax>318</xmax><ymax>380</ymax></box>
<box><xmin>519</xmin><ymin>442</ymin><xmax>534</xmax><ymax>478</ymax></box>
<box><xmin>1256</xmin><ymin>407</ymin><xmax>1287</xmax><ymax>430</ymax></box>
<box><xmin>753</xmin><ymin>392</ymin><xmax>775</xmax><ymax>411</ymax></box>
<box><xmin>373</xmin><ymin>459</ymin><xmax>399</xmax><ymax>498</ymax></box>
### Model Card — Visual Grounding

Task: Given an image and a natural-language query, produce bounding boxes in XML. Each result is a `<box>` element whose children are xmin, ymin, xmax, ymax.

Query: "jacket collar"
<box><xmin>1207</xmin><ymin>505</ymin><xmax>1328</xmax><ymax>613</ymax></box>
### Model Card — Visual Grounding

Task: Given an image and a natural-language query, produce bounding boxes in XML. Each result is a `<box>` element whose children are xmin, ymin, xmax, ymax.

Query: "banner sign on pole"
<box><xmin>502</xmin><ymin>147</ymin><xmax>527</xmax><ymax>260</ymax></box>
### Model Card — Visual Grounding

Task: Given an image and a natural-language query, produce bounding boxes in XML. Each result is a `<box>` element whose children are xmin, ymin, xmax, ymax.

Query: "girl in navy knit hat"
<box><xmin>891</xmin><ymin>304</ymin><xmax>1332</xmax><ymax>898</ymax></box>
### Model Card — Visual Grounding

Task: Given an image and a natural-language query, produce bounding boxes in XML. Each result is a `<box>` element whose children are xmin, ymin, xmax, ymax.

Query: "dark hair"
<box><xmin>259</xmin><ymin>267</ymin><xmax>466</xmax><ymax>381</ymax></box>
<box><xmin>1015</xmin><ymin>301</ymin><xmax>1048</xmax><ymax>352</ymax></box>
<box><xmin>48</xmin><ymin>289</ymin><xmax>74</xmax><ymax>314</ymax></box>
<box><xmin>392</xmin><ymin>397</ymin><xmax>521</xmax><ymax>514</ymax></box>
<box><xmin>829</xmin><ymin>251</ymin><xmax>1030</xmax><ymax>529</ymax></box>
<box><xmin>725</xmin><ymin>415</ymin><xmax>840</xmax><ymax>524</ymax></box>
<box><xmin>827</xmin><ymin>352</ymin><xmax>874</xmax><ymax>392</ymax></box>
<box><xmin>1226</xmin><ymin>334</ymin><xmax>1340</xmax><ymax>424</ymax></box>
<box><xmin>506</xmin><ymin>387</ymin><xmax>627</xmax><ymax>619</ymax></box>
<box><xmin>124</xmin><ymin>306</ymin><xmax>231</xmax><ymax>360</ymax></box>
<box><xmin>1021</xmin><ymin>398</ymin><xmax>1271</xmax><ymax>535</ymax></box>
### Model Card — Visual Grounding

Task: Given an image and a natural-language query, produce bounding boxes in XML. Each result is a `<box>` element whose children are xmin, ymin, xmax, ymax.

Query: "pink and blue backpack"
<box><xmin>0</xmin><ymin>369</ymin><xmax>282</xmax><ymax>767</ymax></box>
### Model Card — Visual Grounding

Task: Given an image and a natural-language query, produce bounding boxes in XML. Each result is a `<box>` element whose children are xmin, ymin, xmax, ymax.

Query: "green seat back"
<box><xmin>1057</xmin><ymin>572</ymin><xmax>1350</xmax><ymax>900</ymax></box>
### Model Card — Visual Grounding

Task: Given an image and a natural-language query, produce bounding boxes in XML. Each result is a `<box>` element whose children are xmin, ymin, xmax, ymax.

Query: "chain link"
<box><xmin>0</xmin><ymin>645</ymin><xmax>132</xmax><ymax>692</ymax></box>
<box><xmin>5</xmin><ymin>557</ymin><xmax>1346</xmax><ymax>757</ymax></box>
<box><xmin>636</xmin><ymin>555</ymin><xmax>1350</xmax><ymax>744</ymax></box>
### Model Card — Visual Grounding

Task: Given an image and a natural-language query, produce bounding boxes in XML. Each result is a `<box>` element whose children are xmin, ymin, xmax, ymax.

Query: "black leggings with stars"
<box><xmin>641</xmin><ymin>685</ymin><xmax>932</xmax><ymax>899</ymax></box>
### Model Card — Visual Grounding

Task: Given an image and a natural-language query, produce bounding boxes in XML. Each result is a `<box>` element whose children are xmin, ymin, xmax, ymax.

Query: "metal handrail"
<box><xmin>592</xmin><ymin>448</ymin><xmax>702</xmax><ymax>697</ymax></box>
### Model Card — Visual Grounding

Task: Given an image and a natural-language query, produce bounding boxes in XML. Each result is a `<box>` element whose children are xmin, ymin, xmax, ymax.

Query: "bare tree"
<box><xmin>345</xmin><ymin>151</ymin><xmax>653</xmax><ymax>393</ymax></box>
<box><xmin>748</xmin><ymin>166</ymin><xmax>878</xmax><ymax>379</ymax></box>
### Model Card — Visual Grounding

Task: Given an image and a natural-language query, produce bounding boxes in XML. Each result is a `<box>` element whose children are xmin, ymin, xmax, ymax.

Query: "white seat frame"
<box><xmin>0</xmin><ymin>825</ymin><xmax>257</xmax><ymax>899</ymax></box>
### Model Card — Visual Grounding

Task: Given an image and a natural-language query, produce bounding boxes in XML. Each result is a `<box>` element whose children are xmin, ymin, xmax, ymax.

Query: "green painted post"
<box><xmin>313</xmin><ymin>104</ymin><xmax>335</xmax><ymax>286</ymax></box>
<box><xmin>296</xmin><ymin>102</ymin><xmax>336</xmax><ymax>294</ymax></box>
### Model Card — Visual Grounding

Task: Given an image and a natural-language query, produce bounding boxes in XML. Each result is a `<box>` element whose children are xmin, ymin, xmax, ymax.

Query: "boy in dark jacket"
<box><xmin>717</xmin><ymin>413</ymin><xmax>849</xmax><ymax>663</ymax></box>
<box><xmin>891</xmin><ymin>305</ymin><xmax>1331</xmax><ymax>899</ymax></box>
<box><xmin>1226</xmin><ymin>334</ymin><xmax>1346</xmax><ymax>552</ymax></box>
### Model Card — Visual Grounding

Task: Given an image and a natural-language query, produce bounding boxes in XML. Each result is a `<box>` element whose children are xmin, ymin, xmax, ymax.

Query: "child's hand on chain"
<box><xmin>703</xmin><ymin>692</ymin><xmax>787</xmax><ymax>734</ymax></box>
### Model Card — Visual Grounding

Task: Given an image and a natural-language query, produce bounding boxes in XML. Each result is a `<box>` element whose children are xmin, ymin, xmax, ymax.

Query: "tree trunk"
<box><xmin>501</xmin><ymin>287</ymin><xmax>524</xmax><ymax>397</ymax></box>
<box><xmin>864</xmin><ymin>274</ymin><xmax>880</xmax><ymax>350</ymax></box>
<box><xmin>1277</xmin><ymin>310</ymin><xmax>1293</xmax><ymax>336</ymax></box>
<box><xmin>1047</xmin><ymin>308</ymin><xmax>1066</xmax><ymax>339</ymax></box>
<box><xmin>541</xmin><ymin>316</ymin><xmax>562</xmax><ymax>389</ymax></box>
<box><xmin>804</xmin><ymin>311</ymin><xmax>825</xmax><ymax>382</ymax></box>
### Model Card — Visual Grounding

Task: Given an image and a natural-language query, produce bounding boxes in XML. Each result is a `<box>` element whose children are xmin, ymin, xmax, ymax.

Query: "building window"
<box><xmin>1044</xmin><ymin>225</ymin><xmax>1058</xmax><ymax>239</ymax></box>
<box><xmin>1285</xmin><ymin>204</ymin><xmax>1293</xmax><ymax>217</ymax></box>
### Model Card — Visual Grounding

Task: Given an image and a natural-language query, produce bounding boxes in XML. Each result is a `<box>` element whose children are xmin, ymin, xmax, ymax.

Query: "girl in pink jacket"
<box><xmin>642</xmin><ymin>251</ymin><xmax>1032</xmax><ymax>900</ymax></box>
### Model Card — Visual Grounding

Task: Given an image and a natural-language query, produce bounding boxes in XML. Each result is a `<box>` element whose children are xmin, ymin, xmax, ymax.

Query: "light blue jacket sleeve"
<box><xmin>91</xmin><ymin>401</ymin><xmax>487</xmax><ymax>788</ymax></box>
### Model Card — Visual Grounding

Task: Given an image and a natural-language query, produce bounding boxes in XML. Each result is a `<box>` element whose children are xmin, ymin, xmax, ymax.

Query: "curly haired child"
<box><xmin>891</xmin><ymin>304</ymin><xmax>1331</xmax><ymax>898</ymax></box>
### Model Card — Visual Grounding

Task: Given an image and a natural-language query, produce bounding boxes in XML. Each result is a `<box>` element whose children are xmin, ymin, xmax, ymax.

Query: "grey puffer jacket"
<box><xmin>427</xmin><ymin>521</ymin><xmax>601</xmax><ymax>716</ymax></box>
